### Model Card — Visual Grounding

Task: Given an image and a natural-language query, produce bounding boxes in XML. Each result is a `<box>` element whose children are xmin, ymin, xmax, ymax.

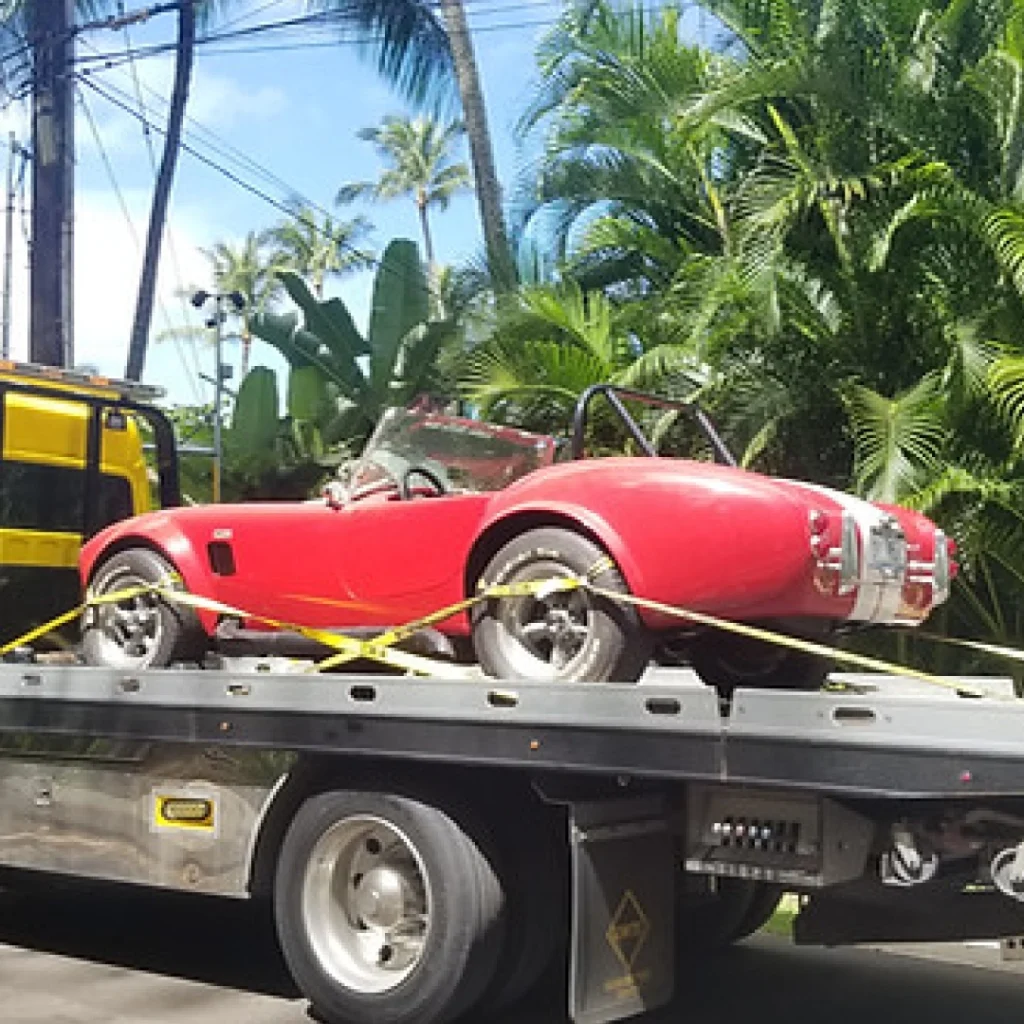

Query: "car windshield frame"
<box><xmin>346</xmin><ymin>408</ymin><xmax>557</xmax><ymax>500</ymax></box>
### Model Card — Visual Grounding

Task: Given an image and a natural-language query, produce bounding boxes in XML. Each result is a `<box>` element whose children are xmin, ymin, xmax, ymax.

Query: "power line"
<box><xmin>112</xmin><ymin>12</ymin><xmax>206</xmax><ymax>395</ymax></box>
<box><xmin>67</xmin><ymin>0</ymin><xmax>562</xmax><ymax>71</ymax></box>
<box><xmin>77</xmin><ymin>73</ymin><xmax>438</xmax><ymax>303</ymax></box>
<box><xmin>76</xmin><ymin>83</ymin><xmax>204</xmax><ymax>401</ymax></box>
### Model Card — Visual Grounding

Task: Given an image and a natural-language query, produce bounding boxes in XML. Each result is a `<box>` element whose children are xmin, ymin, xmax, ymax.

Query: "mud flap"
<box><xmin>569</xmin><ymin>797</ymin><xmax>675</xmax><ymax>1024</ymax></box>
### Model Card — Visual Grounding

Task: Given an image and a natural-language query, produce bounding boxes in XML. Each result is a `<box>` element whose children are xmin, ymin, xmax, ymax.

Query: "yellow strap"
<box><xmin>0</xmin><ymin>573</ymin><xmax>1013</xmax><ymax>699</ymax></box>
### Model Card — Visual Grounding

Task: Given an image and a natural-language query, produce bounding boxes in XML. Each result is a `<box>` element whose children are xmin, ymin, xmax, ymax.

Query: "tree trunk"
<box><xmin>436</xmin><ymin>0</ymin><xmax>513</xmax><ymax>290</ymax></box>
<box><xmin>125</xmin><ymin>2</ymin><xmax>196</xmax><ymax>381</ymax></box>
<box><xmin>418</xmin><ymin>199</ymin><xmax>436</xmax><ymax>267</ymax></box>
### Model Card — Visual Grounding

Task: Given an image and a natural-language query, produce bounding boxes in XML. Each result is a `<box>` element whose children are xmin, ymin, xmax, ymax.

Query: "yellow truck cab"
<box><xmin>0</xmin><ymin>361</ymin><xmax>180</xmax><ymax>645</ymax></box>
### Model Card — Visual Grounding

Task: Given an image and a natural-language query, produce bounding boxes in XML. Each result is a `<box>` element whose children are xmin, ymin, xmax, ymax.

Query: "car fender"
<box><xmin>472</xmin><ymin>498</ymin><xmax>646</xmax><ymax>595</ymax></box>
<box><xmin>79</xmin><ymin>513</ymin><xmax>219</xmax><ymax>631</ymax></box>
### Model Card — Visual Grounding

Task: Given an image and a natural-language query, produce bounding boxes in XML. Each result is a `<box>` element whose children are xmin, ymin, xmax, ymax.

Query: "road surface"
<box><xmin>1</xmin><ymin>883</ymin><xmax>1022</xmax><ymax>1023</ymax></box>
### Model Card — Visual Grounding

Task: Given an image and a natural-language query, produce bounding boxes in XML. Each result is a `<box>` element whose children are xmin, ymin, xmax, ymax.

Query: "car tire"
<box><xmin>273</xmin><ymin>790</ymin><xmax>505</xmax><ymax>1024</ymax></box>
<box><xmin>81</xmin><ymin>547</ymin><xmax>205</xmax><ymax>670</ymax></box>
<box><xmin>689</xmin><ymin>630</ymin><xmax>831</xmax><ymax>696</ymax></box>
<box><xmin>472</xmin><ymin>527</ymin><xmax>652</xmax><ymax>684</ymax></box>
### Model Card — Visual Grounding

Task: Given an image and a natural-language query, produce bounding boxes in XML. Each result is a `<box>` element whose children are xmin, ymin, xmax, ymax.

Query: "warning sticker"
<box><xmin>604</xmin><ymin>888</ymin><xmax>652</xmax><ymax>991</ymax></box>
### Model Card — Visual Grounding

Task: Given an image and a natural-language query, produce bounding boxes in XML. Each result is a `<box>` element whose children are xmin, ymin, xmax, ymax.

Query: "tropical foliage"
<box><xmin>263</xmin><ymin>204</ymin><xmax>375</xmax><ymax>298</ymax></box>
<box><xmin>455</xmin><ymin>0</ymin><xmax>1024</xmax><ymax>676</ymax></box>
<box><xmin>250</xmin><ymin>238</ymin><xmax>459</xmax><ymax>449</ymax></box>
<box><xmin>340</xmin><ymin>116</ymin><xmax>471</xmax><ymax>269</ymax></box>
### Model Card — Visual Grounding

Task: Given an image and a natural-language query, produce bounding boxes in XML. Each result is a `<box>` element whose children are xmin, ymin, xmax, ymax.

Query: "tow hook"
<box><xmin>879</xmin><ymin>824</ymin><xmax>939</xmax><ymax>887</ymax></box>
<box><xmin>991</xmin><ymin>843</ymin><xmax>1024</xmax><ymax>901</ymax></box>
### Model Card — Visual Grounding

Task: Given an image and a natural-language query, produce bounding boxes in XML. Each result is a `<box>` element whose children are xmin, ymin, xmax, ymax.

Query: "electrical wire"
<box><xmin>114</xmin><ymin>9</ymin><xmax>206</xmax><ymax>394</ymax></box>
<box><xmin>76</xmin><ymin>84</ymin><xmax>204</xmax><ymax>402</ymax></box>
<box><xmin>78</xmin><ymin>73</ymin><xmax>438</xmax><ymax>302</ymax></box>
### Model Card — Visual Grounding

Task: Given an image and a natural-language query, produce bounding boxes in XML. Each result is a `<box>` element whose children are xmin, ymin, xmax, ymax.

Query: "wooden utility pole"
<box><xmin>3</xmin><ymin>131</ymin><xmax>19</xmax><ymax>359</ymax></box>
<box><xmin>29</xmin><ymin>0</ymin><xmax>75</xmax><ymax>367</ymax></box>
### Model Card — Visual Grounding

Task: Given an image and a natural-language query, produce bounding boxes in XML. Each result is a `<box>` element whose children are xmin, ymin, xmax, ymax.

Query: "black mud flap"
<box><xmin>568</xmin><ymin>797</ymin><xmax>675</xmax><ymax>1024</ymax></box>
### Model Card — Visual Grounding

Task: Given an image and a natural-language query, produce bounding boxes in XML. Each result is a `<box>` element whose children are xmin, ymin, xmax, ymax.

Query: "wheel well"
<box><xmin>464</xmin><ymin>511</ymin><xmax>613</xmax><ymax>599</ymax></box>
<box><xmin>85</xmin><ymin>537</ymin><xmax>179</xmax><ymax>583</ymax></box>
<box><xmin>246</xmin><ymin>756</ymin><xmax>561</xmax><ymax>899</ymax></box>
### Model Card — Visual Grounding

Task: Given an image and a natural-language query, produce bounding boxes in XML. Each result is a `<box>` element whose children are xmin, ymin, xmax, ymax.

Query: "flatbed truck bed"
<box><xmin>3</xmin><ymin>663</ymin><xmax>1024</xmax><ymax>1024</ymax></box>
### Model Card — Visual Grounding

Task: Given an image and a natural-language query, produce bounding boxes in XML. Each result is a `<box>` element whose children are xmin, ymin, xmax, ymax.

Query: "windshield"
<box><xmin>347</xmin><ymin>408</ymin><xmax>556</xmax><ymax>498</ymax></box>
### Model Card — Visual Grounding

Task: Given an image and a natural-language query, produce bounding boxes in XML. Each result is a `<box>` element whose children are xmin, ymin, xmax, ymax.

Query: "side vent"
<box><xmin>207</xmin><ymin>541</ymin><xmax>236</xmax><ymax>576</ymax></box>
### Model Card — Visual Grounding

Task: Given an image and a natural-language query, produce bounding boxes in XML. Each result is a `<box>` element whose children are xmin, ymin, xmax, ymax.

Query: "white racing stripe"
<box><xmin>781</xmin><ymin>480</ymin><xmax>910</xmax><ymax>624</ymax></box>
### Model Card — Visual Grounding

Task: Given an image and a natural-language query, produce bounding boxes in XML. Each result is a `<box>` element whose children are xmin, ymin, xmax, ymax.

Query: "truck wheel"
<box><xmin>476</xmin><ymin>804</ymin><xmax>567</xmax><ymax>1014</ymax></box>
<box><xmin>472</xmin><ymin>528</ymin><xmax>651</xmax><ymax>683</ymax></box>
<box><xmin>81</xmin><ymin>548</ymin><xmax>204</xmax><ymax>670</ymax></box>
<box><xmin>274</xmin><ymin>790</ymin><xmax>505</xmax><ymax>1024</ymax></box>
<box><xmin>677</xmin><ymin>877</ymin><xmax>782</xmax><ymax>951</ymax></box>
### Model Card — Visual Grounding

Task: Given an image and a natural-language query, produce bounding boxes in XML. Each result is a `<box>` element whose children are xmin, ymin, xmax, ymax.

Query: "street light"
<box><xmin>191</xmin><ymin>289</ymin><xmax>244</xmax><ymax>502</ymax></box>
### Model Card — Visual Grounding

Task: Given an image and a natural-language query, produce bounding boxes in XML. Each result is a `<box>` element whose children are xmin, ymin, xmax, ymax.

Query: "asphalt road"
<box><xmin>2</xmin><ymin>883</ymin><xmax>1024</xmax><ymax>1024</ymax></box>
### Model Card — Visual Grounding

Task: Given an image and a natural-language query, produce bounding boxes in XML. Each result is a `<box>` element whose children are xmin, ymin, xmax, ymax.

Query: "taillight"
<box><xmin>933</xmin><ymin>529</ymin><xmax>952</xmax><ymax>602</ymax></box>
<box><xmin>810</xmin><ymin>509</ymin><xmax>860</xmax><ymax>594</ymax></box>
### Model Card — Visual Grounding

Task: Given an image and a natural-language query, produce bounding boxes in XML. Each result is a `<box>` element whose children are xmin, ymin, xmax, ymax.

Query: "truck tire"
<box><xmin>274</xmin><ymin>790</ymin><xmax>505</xmax><ymax>1024</ymax></box>
<box><xmin>476</xmin><ymin>803</ymin><xmax>567</xmax><ymax>1014</ymax></box>
<box><xmin>677</xmin><ymin>876</ymin><xmax>782</xmax><ymax>952</ymax></box>
<box><xmin>472</xmin><ymin>527</ymin><xmax>651</xmax><ymax>683</ymax></box>
<box><xmin>81</xmin><ymin>548</ymin><xmax>205</xmax><ymax>670</ymax></box>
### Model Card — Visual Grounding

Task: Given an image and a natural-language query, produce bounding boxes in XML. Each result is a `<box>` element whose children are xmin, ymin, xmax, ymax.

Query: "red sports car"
<box><xmin>79</xmin><ymin>386</ymin><xmax>954</xmax><ymax>691</ymax></box>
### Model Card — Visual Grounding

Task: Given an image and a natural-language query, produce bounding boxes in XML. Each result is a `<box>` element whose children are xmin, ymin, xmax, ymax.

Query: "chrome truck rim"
<box><xmin>302</xmin><ymin>815</ymin><xmax>432</xmax><ymax>994</ymax></box>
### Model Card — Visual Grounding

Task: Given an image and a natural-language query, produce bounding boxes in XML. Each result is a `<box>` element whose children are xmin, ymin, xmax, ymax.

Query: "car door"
<box><xmin>328</xmin><ymin>492</ymin><xmax>492</xmax><ymax>628</ymax></box>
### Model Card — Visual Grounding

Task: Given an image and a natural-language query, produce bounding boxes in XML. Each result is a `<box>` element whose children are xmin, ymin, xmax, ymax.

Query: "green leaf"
<box><xmin>288</xmin><ymin>365</ymin><xmax>331</xmax><ymax>423</ymax></box>
<box><xmin>230</xmin><ymin>367</ymin><xmax>281</xmax><ymax>459</ymax></box>
<box><xmin>368</xmin><ymin>239</ymin><xmax>429</xmax><ymax>400</ymax></box>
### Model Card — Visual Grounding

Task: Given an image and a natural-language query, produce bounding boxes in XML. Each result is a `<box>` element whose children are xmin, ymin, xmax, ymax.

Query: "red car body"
<box><xmin>79</xmin><ymin>405</ymin><xmax>953</xmax><ymax>652</ymax></box>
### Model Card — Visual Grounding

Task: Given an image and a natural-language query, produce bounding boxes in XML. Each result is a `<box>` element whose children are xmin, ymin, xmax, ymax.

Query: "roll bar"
<box><xmin>570</xmin><ymin>384</ymin><xmax>737</xmax><ymax>467</ymax></box>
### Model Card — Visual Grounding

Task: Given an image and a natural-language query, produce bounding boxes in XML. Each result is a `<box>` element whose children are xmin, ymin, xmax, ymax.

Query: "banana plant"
<box><xmin>250</xmin><ymin>238</ymin><xmax>457</xmax><ymax>449</ymax></box>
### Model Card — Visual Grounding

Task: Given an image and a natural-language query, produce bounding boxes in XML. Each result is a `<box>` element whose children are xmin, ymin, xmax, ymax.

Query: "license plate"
<box><xmin>868</xmin><ymin>528</ymin><xmax>906</xmax><ymax>575</ymax></box>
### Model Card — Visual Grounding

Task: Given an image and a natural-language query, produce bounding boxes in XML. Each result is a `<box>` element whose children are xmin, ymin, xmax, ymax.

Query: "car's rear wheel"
<box><xmin>471</xmin><ymin>527</ymin><xmax>651</xmax><ymax>683</ymax></box>
<box><xmin>81</xmin><ymin>548</ymin><xmax>205</xmax><ymax>670</ymax></box>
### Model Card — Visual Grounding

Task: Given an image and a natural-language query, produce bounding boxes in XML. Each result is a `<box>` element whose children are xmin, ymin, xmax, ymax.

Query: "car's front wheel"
<box><xmin>81</xmin><ymin>548</ymin><xmax>205</xmax><ymax>670</ymax></box>
<box><xmin>472</xmin><ymin>527</ymin><xmax>651</xmax><ymax>683</ymax></box>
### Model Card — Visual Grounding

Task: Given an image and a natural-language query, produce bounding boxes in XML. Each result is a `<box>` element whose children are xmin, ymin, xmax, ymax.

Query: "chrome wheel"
<box><xmin>492</xmin><ymin>557</ymin><xmax>596</xmax><ymax>679</ymax></box>
<box><xmin>302</xmin><ymin>815</ymin><xmax>431</xmax><ymax>995</ymax></box>
<box><xmin>88</xmin><ymin>565</ymin><xmax>166</xmax><ymax>669</ymax></box>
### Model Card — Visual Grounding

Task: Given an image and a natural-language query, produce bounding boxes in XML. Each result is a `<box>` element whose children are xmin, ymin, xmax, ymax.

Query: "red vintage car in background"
<box><xmin>78</xmin><ymin>386</ymin><xmax>955</xmax><ymax>692</ymax></box>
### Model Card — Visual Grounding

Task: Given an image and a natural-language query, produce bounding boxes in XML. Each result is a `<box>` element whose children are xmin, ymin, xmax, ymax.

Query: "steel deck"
<box><xmin>0</xmin><ymin>664</ymin><xmax>1021</xmax><ymax>799</ymax></box>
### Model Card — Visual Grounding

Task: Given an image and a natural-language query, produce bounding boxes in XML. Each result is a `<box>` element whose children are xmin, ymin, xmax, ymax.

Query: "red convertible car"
<box><xmin>79</xmin><ymin>386</ymin><xmax>955</xmax><ymax>692</ymax></box>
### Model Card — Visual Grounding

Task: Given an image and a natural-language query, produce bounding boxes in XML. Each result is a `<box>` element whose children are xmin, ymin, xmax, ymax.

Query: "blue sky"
<box><xmin>0</xmin><ymin>0</ymin><xmax>567</xmax><ymax>405</ymax></box>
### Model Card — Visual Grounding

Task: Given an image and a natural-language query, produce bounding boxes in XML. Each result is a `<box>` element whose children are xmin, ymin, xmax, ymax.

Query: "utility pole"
<box><xmin>29</xmin><ymin>0</ymin><xmax>75</xmax><ymax>367</ymax></box>
<box><xmin>3</xmin><ymin>132</ymin><xmax>19</xmax><ymax>359</ymax></box>
<box><xmin>191</xmin><ymin>289</ymin><xmax>243</xmax><ymax>503</ymax></box>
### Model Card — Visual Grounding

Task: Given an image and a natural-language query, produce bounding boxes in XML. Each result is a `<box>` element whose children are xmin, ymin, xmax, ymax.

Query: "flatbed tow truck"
<box><xmin>3</xmin><ymin>362</ymin><xmax>1024</xmax><ymax>1024</ymax></box>
<box><xmin>4</xmin><ymin>660</ymin><xmax>1024</xmax><ymax>1024</ymax></box>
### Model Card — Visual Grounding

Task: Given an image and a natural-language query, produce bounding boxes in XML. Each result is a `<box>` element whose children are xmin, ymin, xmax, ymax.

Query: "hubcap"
<box><xmin>494</xmin><ymin>558</ymin><xmax>595</xmax><ymax>679</ymax></box>
<box><xmin>89</xmin><ymin>568</ymin><xmax>165</xmax><ymax>669</ymax></box>
<box><xmin>302</xmin><ymin>816</ymin><xmax>431</xmax><ymax>994</ymax></box>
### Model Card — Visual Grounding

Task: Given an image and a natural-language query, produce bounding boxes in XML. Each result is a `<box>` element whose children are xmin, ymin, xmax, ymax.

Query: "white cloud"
<box><xmin>76</xmin><ymin>58</ymin><xmax>287</xmax><ymax>160</ymax></box>
<box><xmin>2</xmin><ymin>186</ymin><xmax>214</xmax><ymax>397</ymax></box>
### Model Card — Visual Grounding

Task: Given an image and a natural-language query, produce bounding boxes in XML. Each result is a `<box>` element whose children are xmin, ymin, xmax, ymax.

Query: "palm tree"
<box><xmin>202</xmin><ymin>232</ymin><xmax>282</xmax><ymax>376</ymax></box>
<box><xmin>263</xmin><ymin>204</ymin><xmax>374</xmax><ymax>299</ymax></box>
<box><xmin>460</xmin><ymin>281</ymin><xmax>707</xmax><ymax>435</ymax></box>
<box><xmin>310</xmin><ymin>0</ymin><xmax>511</xmax><ymax>285</ymax></box>
<box><xmin>339</xmin><ymin>116</ymin><xmax>471</xmax><ymax>269</ymax></box>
